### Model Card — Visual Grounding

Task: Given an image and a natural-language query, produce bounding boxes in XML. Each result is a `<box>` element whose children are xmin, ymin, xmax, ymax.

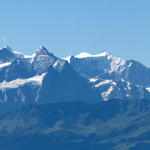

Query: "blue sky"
<box><xmin>0</xmin><ymin>0</ymin><xmax>150</xmax><ymax>66</ymax></box>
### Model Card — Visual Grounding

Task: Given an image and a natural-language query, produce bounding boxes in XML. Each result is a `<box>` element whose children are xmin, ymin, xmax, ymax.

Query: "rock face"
<box><xmin>39</xmin><ymin>61</ymin><xmax>98</xmax><ymax>103</ymax></box>
<box><xmin>0</xmin><ymin>46</ymin><xmax>149</xmax><ymax>113</ymax></box>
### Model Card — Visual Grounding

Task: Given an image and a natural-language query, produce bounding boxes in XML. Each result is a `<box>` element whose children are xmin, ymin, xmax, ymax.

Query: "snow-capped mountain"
<box><xmin>0</xmin><ymin>46</ymin><xmax>58</xmax><ymax>106</ymax></box>
<box><xmin>0</xmin><ymin>46</ymin><xmax>99</xmax><ymax>114</ymax></box>
<box><xmin>64</xmin><ymin>51</ymin><xmax>150</xmax><ymax>100</ymax></box>
<box><xmin>0</xmin><ymin>45</ymin><xmax>149</xmax><ymax>111</ymax></box>
<box><xmin>64</xmin><ymin>51</ymin><xmax>126</xmax><ymax>79</ymax></box>
<box><xmin>64</xmin><ymin>51</ymin><xmax>150</xmax><ymax>86</ymax></box>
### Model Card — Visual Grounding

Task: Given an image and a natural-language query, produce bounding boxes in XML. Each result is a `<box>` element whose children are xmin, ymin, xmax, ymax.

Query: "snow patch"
<box><xmin>63</xmin><ymin>55</ymin><xmax>72</xmax><ymax>63</ymax></box>
<box><xmin>53</xmin><ymin>61</ymin><xmax>58</xmax><ymax>68</ymax></box>
<box><xmin>121</xmin><ymin>79</ymin><xmax>131</xmax><ymax>90</ymax></box>
<box><xmin>89</xmin><ymin>78</ymin><xmax>98</xmax><ymax>83</ymax></box>
<box><xmin>128</xmin><ymin>62</ymin><xmax>132</xmax><ymax>67</ymax></box>
<box><xmin>146</xmin><ymin>87</ymin><xmax>150</xmax><ymax>92</ymax></box>
<box><xmin>24</xmin><ymin>53</ymin><xmax>36</xmax><ymax>63</ymax></box>
<box><xmin>12</xmin><ymin>50</ymin><xmax>23</xmax><ymax>55</ymax></box>
<box><xmin>127</xmin><ymin>82</ymin><xmax>131</xmax><ymax>90</ymax></box>
<box><xmin>0</xmin><ymin>62</ymin><xmax>12</xmax><ymax>68</ymax></box>
<box><xmin>108</xmin><ymin>55</ymin><xmax>126</xmax><ymax>73</ymax></box>
<box><xmin>101</xmin><ymin>86</ymin><xmax>114</xmax><ymax>101</ymax></box>
<box><xmin>0</xmin><ymin>73</ymin><xmax>46</xmax><ymax>89</ymax></box>
<box><xmin>24</xmin><ymin>53</ymin><xmax>36</xmax><ymax>59</ymax></box>
<box><xmin>95</xmin><ymin>80</ymin><xmax>116</xmax><ymax>87</ymax></box>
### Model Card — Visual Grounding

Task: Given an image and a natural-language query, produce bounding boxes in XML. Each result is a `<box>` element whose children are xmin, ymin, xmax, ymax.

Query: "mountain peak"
<box><xmin>0</xmin><ymin>46</ymin><xmax>12</xmax><ymax>51</ymax></box>
<box><xmin>39</xmin><ymin>45</ymin><xmax>47</xmax><ymax>50</ymax></box>
<box><xmin>35</xmin><ymin>46</ymin><xmax>50</xmax><ymax>56</ymax></box>
<box><xmin>0</xmin><ymin>46</ymin><xmax>17</xmax><ymax>62</ymax></box>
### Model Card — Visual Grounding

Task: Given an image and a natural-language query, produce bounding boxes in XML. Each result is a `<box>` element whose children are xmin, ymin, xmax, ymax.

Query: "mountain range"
<box><xmin>0</xmin><ymin>46</ymin><xmax>150</xmax><ymax>150</ymax></box>
<box><xmin>0</xmin><ymin>46</ymin><xmax>149</xmax><ymax>110</ymax></box>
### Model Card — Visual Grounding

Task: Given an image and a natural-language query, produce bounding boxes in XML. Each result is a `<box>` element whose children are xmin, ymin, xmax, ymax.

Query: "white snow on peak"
<box><xmin>108</xmin><ymin>55</ymin><xmax>126</xmax><ymax>73</ymax></box>
<box><xmin>0</xmin><ymin>73</ymin><xmax>46</xmax><ymax>89</ymax></box>
<box><xmin>0</xmin><ymin>62</ymin><xmax>12</xmax><ymax>68</ymax></box>
<box><xmin>24</xmin><ymin>53</ymin><xmax>36</xmax><ymax>59</ymax></box>
<box><xmin>63</xmin><ymin>55</ymin><xmax>72</xmax><ymax>63</ymax></box>
<box><xmin>75</xmin><ymin>52</ymin><xmax>92</xmax><ymax>58</ymax></box>
<box><xmin>12</xmin><ymin>50</ymin><xmax>23</xmax><ymax>55</ymax></box>
<box><xmin>75</xmin><ymin>51</ymin><xmax>108</xmax><ymax>59</ymax></box>
<box><xmin>24</xmin><ymin>53</ymin><xmax>36</xmax><ymax>63</ymax></box>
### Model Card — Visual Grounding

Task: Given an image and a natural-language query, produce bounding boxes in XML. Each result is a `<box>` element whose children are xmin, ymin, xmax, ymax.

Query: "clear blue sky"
<box><xmin>0</xmin><ymin>0</ymin><xmax>150</xmax><ymax>66</ymax></box>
